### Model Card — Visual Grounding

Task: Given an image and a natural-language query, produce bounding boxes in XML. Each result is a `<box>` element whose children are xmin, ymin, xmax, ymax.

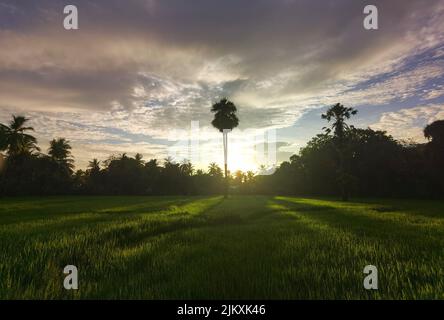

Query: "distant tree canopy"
<box><xmin>424</xmin><ymin>120</ymin><xmax>444</xmax><ymax>145</ymax></box>
<box><xmin>0</xmin><ymin>108</ymin><xmax>443</xmax><ymax>199</ymax></box>
<box><xmin>266</xmin><ymin>115</ymin><xmax>444</xmax><ymax>199</ymax></box>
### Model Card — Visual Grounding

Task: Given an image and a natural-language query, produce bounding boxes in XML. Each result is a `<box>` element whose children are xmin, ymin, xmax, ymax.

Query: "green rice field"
<box><xmin>0</xmin><ymin>196</ymin><xmax>443</xmax><ymax>299</ymax></box>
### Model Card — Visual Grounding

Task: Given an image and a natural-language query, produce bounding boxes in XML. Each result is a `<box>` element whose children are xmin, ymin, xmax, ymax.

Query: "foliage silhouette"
<box><xmin>423</xmin><ymin>120</ymin><xmax>444</xmax><ymax>198</ymax></box>
<box><xmin>321</xmin><ymin>103</ymin><xmax>358</xmax><ymax>201</ymax></box>
<box><xmin>0</xmin><ymin>110</ymin><xmax>443</xmax><ymax>199</ymax></box>
<box><xmin>211</xmin><ymin>98</ymin><xmax>239</xmax><ymax>197</ymax></box>
<box><xmin>49</xmin><ymin>138</ymin><xmax>74</xmax><ymax>173</ymax></box>
<box><xmin>0</xmin><ymin>115</ymin><xmax>39</xmax><ymax>156</ymax></box>
<box><xmin>424</xmin><ymin>120</ymin><xmax>444</xmax><ymax>145</ymax></box>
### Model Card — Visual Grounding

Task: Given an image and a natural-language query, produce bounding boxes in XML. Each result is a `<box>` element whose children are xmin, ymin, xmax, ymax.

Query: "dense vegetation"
<box><xmin>1</xmin><ymin>196</ymin><xmax>443</xmax><ymax>299</ymax></box>
<box><xmin>1</xmin><ymin>103</ymin><xmax>443</xmax><ymax>198</ymax></box>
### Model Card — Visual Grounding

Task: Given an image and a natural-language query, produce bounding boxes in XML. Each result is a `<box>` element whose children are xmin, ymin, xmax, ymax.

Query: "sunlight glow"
<box><xmin>227</xmin><ymin>142</ymin><xmax>258</xmax><ymax>173</ymax></box>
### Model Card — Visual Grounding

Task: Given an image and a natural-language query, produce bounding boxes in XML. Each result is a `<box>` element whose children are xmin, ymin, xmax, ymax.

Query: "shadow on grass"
<box><xmin>5</xmin><ymin>195</ymin><xmax>443</xmax><ymax>299</ymax></box>
<box><xmin>86</xmin><ymin>196</ymin><xmax>338</xmax><ymax>299</ymax></box>
<box><xmin>97</xmin><ymin>196</ymin><xmax>406</xmax><ymax>299</ymax></box>
<box><xmin>0</xmin><ymin>196</ymin><xmax>205</xmax><ymax>224</ymax></box>
<box><xmin>271</xmin><ymin>197</ymin><xmax>444</xmax><ymax>246</ymax></box>
<box><xmin>0</xmin><ymin>197</ymin><xmax>221</xmax><ymax>234</ymax></box>
<box><xmin>101</xmin><ymin>196</ymin><xmax>279</xmax><ymax>251</ymax></box>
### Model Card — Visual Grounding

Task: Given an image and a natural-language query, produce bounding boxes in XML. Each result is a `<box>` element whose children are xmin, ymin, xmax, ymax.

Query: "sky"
<box><xmin>1</xmin><ymin>0</ymin><xmax>444</xmax><ymax>172</ymax></box>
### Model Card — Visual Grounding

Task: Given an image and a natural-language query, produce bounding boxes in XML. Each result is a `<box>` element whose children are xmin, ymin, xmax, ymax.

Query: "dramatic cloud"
<box><xmin>371</xmin><ymin>104</ymin><xmax>444</xmax><ymax>142</ymax></box>
<box><xmin>1</xmin><ymin>0</ymin><xmax>444</xmax><ymax>169</ymax></box>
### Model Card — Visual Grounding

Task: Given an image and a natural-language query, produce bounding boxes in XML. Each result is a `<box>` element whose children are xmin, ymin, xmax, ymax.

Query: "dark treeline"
<box><xmin>265</xmin><ymin>104</ymin><xmax>444</xmax><ymax>199</ymax></box>
<box><xmin>1</xmin><ymin>104</ymin><xmax>443</xmax><ymax>199</ymax></box>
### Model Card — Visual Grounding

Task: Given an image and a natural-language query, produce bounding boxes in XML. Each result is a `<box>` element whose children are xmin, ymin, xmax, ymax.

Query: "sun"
<box><xmin>226</xmin><ymin>141</ymin><xmax>259</xmax><ymax>173</ymax></box>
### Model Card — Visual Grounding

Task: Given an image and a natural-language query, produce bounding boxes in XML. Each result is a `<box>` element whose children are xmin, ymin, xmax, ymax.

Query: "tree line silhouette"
<box><xmin>1</xmin><ymin>102</ymin><xmax>443</xmax><ymax>199</ymax></box>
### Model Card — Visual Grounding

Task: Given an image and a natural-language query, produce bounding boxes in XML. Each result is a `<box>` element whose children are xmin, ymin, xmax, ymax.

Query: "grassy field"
<box><xmin>0</xmin><ymin>195</ymin><xmax>443</xmax><ymax>299</ymax></box>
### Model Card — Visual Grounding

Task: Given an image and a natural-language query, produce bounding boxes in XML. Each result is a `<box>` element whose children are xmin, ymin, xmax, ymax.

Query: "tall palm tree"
<box><xmin>322</xmin><ymin>103</ymin><xmax>357</xmax><ymax>201</ymax></box>
<box><xmin>48</xmin><ymin>138</ymin><xmax>74</xmax><ymax>171</ymax></box>
<box><xmin>211</xmin><ymin>98</ymin><xmax>239</xmax><ymax>197</ymax></box>
<box><xmin>0</xmin><ymin>115</ymin><xmax>39</xmax><ymax>156</ymax></box>
<box><xmin>321</xmin><ymin>103</ymin><xmax>357</xmax><ymax>139</ymax></box>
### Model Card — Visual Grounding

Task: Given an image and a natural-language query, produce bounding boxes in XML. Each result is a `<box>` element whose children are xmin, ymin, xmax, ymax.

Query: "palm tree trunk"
<box><xmin>223</xmin><ymin>131</ymin><xmax>228</xmax><ymax>198</ymax></box>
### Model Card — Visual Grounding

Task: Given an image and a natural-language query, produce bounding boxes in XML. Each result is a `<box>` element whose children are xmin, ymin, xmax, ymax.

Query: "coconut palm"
<box><xmin>48</xmin><ymin>138</ymin><xmax>74</xmax><ymax>171</ymax></box>
<box><xmin>208</xmin><ymin>162</ymin><xmax>223</xmax><ymax>178</ymax></box>
<box><xmin>0</xmin><ymin>115</ymin><xmax>39</xmax><ymax>156</ymax></box>
<box><xmin>180</xmin><ymin>160</ymin><xmax>194</xmax><ymax>176</ymax></box>
<box><xmin>211</xmin><ymin>98</ymin><xmax>239</xmax><ymax>197</ymax></box>
<box><xmin>88</xmin><ymin>158</ymin><xmax>101</xmax><ymax>174</ymax></box>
